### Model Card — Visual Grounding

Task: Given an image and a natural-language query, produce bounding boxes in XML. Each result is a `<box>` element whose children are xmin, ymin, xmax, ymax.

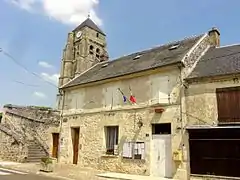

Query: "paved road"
<box><xmin>0</xmin><ymin>167</ymin><xmax>60</xmax><ymax>180</ymax></box>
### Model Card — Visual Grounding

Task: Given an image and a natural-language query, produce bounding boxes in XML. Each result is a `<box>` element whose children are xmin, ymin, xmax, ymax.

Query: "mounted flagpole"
<box><xmin>129</xmin><ymin>86</ymin><xmax>136</xmax><ymax>104</ymax></box>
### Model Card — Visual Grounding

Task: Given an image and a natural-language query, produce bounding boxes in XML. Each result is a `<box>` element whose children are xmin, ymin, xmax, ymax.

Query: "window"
<box><xmin>96</xmin><ymin>33</ymin><xmax>99</xmax><ymax>38</ymax></box>
<box><xmin>96</xmin><ymin>48</ymin><xmax>100</xmax><ymax>54</ymax></box>
<box><xmin>0</xmin><ymin>113</ymin><xmax>2</xmax><ymax>123</ymax></box>
<box><xmin>216</xmin><ymin>87</ymin><xmax>240</xmax><ymax>123</ymax></box>
<box><xmin>105</xmin><ymin>126</ymin><xmax>119</xmax><ymax>155</ymax></box>
<box><xmin>89</xmin><ymin>45</ymin><xmax>94</xmax><ymax>55</ymax></box>
<box><xmin>152</xmin><ymin>123</ymin><xmax>171</xmax><ymax>134</ymax></box>
<box><xmin>123</xmin><ymin>142</ymin><xmax>145</xmax><ymax>160</ymax></box>
<box><xmin>96</xmin><ymin>48</ymin><xmax>100</xmax><ymax>59</ymax></box>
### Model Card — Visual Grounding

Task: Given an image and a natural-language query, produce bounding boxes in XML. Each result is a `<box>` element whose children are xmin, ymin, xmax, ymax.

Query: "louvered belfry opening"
<box><xmin>216</xmin><ymin>86</ymin><xmax>240</xmax><ymax>124</ymax></box>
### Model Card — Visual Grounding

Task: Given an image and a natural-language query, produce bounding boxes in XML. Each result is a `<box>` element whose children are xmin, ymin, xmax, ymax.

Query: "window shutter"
<box><xmin>151</xmin><ymin>76</ymin><xmax>169</xmax><ymax>104</ymax></box>
<box><xmin>217</xmin><ymin>87</ymin><xmax>240</xmax><ymax>123</ymax></box>
<box><xmin>104</xmin><ymin>86</ymin><xmax>120</xmax><ymax>108</ymax></box>
<box><xmin>158</xmin><ymin>76</ymin><xmax>169</xmax><ymax>104</ymax></box>
<box><xmin>123</xmin><ymin>142</ymin><xmax>133</xmax><ymax>158</ymax></box>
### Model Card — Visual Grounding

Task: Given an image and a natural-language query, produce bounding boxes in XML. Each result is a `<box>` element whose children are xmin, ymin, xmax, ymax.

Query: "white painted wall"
<box><xmin>64</xmin><ymin>68</ymin><xmax>180</xmax><ymax>111</ymax></box>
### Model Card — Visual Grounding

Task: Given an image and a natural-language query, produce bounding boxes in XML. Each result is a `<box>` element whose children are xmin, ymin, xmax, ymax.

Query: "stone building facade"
<box><xmin>0</xmin><ymin>105</ymin><xmax>60</xmax><ymax>162</ymax></box>
<box><xmin>182</xmin><ymin>44</ymin><xmax>240</xmax><ymax>179</ymax></box>
<box><xmin>57</xmin><ymin>17</ymin><xmax>221</xmax><ymax>179</ymax></box>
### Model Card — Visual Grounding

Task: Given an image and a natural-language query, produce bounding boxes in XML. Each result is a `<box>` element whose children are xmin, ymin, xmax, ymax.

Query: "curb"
<box><xmin>0</xmin><ymin>167</ymin><xmax>27</xmax><ymax>175</ymax></box>
<box><xmin>0</xmin><ymin>165</ymin><xmax>75</xmax><ymax>180</ymax></box>
<box><xmin>36</xmin><ymin>171</ymin><xmax>75</xmax><ymax>180</ymax></box>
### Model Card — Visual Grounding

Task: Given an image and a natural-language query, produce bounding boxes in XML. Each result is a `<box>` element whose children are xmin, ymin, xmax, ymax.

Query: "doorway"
<box><xmin>52</xmin><ymin>133</ymin><xmax>59</xmax><ymax>158</ymax></box>
<box><xmin>151</xmin><ymin>123</ymin><xmax>172</xmax><ymax>178</ymax></box>
<box><xmin>71</xmin><ymin>127</ymin><xmax>80</xmax><ymax>164</ymax></box>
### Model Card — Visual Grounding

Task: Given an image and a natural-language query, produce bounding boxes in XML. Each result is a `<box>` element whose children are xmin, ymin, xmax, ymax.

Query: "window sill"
<box><xmin>101</xmin><ymin>154</ymin><xmax>119</xmax><ymax>158</ymax></box>
<box><xmin>122</xmin><ymin>158</ymin><xmax>146</xmax><ymax>163</ymax></box>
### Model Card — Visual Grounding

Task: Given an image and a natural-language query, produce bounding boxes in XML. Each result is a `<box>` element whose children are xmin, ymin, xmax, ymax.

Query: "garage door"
<box><xmin>189</xmin><ymin>128</ymin><xmax>240</xmax><ymax>178</ymax></box>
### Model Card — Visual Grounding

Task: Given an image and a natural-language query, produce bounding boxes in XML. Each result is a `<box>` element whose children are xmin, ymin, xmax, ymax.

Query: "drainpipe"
<box><xmin>178</xmin><ymin>65</ymin><xmax>184</xmax><ymax>158</ymax></box>
<box><xmin>58</xmin><ymin>89</ymin><xmax>65</xmax><ymax>163</ymax></box>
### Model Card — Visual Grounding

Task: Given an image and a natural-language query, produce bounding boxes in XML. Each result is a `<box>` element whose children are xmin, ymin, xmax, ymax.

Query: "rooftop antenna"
<box><xmin>87</xmin><ymin>11</ymin><xmax>91</xmax><ymax>18</ymax></box>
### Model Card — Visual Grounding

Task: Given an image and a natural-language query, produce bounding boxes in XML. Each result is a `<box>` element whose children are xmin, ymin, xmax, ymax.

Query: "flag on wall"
<box><xmin>129</xmin><ymin>86</ymin><xmax>136</xmax><ymax>104</ymax></box>
<box><xmin>118</xmin><ymin>88</ymin><xmax>127</xmax><ymax>103</ymax></box>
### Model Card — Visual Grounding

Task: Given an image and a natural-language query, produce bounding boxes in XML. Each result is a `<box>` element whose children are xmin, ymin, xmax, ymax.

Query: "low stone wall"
<box><xmin>0</xmin><ymin>105</ymin><xmax>60</xmax><ymax>162</ymax></box>
<box><xmin>0</xmin><ymin>129</ymin><xmax>27</xmax><ymax>162</ymax></box>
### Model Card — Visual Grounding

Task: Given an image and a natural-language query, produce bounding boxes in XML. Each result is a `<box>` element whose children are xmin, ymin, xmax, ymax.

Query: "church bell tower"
<box><xmin>58</xmin><ymin>17</ymin><xmax>108</xmax><ymax>87</ymax></box>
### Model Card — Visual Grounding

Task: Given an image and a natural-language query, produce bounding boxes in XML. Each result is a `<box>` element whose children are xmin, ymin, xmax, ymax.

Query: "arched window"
<box><xmin>89</xmin><ymin>45</ymin><xmax>94</xmax><ymax>55</ymax></box>
<box><xmin>96</xmin><ymin>48</ymin><xmax>100</xmax><ymax>54</ymax></box>
<box><xmin>96</xmin><ymin>48</ymin><xmax>100</xmax><ymax>59</ymax></box>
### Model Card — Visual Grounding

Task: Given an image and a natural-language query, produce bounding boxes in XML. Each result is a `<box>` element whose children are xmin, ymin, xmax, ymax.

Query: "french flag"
<box><xmin>129</xmin><ymin>86</ymin><xmax>136</xmax><ymax>104</ymax></box>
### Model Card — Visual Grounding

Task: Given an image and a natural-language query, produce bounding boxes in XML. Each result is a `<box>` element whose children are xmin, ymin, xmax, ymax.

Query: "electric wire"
<box><xmin>0</xmin><ymin>48</ymin><xmax>58</xmax><ymax>88</ymax></box>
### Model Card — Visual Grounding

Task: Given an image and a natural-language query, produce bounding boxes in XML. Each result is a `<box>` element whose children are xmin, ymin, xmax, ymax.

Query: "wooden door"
<box><xmin>72</xmin><ymin>127</ymin><xmax>80</xmax><ymax>164</ymax></box>
<box><xmin>189</xmin><ymin>128</ymin><xmax>240</xmax><ymax>177</ymax></box>
<box><xmin>151</xmin><ymin>135</ymin><xmax>172</xmax><ymax>178</ymax></box>
<box><xmin>52</xmin><ymin>133</ymin><xmax>59</xmax><ymax>158</ymax></box>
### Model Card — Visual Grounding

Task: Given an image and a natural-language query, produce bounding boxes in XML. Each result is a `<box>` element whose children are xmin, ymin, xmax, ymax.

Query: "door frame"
<box><xmin>52</xmin><ymin>133</ymin><xmax>60</xmax><ymax>159</ymax></box>
<box><xmin>71</xmin><ymin>127</ymin><xmax>80</xmax><ymax>165</ymax></box>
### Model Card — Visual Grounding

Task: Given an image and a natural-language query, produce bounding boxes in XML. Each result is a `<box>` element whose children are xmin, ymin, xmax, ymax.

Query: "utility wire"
<box><xmin>12</xmin><ymin>80</ymin><xmax>40</xmax><ymax>87</ymax></box>
<box><xmin>0</xmin><ymin>48</ymin><xmax>58</xmax><ymax>88</ymax></box>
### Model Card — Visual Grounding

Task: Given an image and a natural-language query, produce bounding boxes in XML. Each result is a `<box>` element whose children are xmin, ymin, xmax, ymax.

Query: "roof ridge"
<box><xmin>217</xmin><ymin>43</ymin><xmax>240</xmax><ymax>49</ymax></box>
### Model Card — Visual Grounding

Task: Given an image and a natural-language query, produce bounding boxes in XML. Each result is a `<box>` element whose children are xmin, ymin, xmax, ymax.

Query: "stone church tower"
<box><xmin>58</xmin><ymin>17</ymin><xmax>108</xmax><ymax>87</ymax></box>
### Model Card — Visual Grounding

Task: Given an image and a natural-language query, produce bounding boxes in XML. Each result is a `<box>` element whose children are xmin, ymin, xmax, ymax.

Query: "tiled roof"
<box><xmin>62</xmin><ymin>34</ymin><xmax>204</xmax><ymax>88</ymax></box>
<box><xmin>187</xmin><ymin>44</ymin><xmax>240</xmax><ymax>80</ymax></box>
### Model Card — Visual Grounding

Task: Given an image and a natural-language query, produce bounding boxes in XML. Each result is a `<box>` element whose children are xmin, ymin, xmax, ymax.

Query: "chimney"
<box><xmin>208</xmin><ymin>27</ymin><xmax>220</xmax><ymax>47</ymax></box>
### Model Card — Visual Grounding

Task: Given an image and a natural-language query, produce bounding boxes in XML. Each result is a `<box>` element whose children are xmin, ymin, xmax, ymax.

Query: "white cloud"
<box><xmin>33</xmin><ymin>91</ymin><xmax>47</xmax><ymax>99</ymax></box>
<box><xmin>8</xmin><ymin>0</ymin><xmax>102</xmax><ymax>26</ymax></box>
<box><xmin>8</xmin><ymin>0</ymin><xmax>36</xmax><ymax>11</ymax></box>
<box><xmin>41</xmin><ymin>72</ymin><xmax>59</xmax><ymax>85</ymax></box>
<box><xmin>38</xmin><ymin>61</ymin><xmax>53</xmax><ymax>68</ymax></box>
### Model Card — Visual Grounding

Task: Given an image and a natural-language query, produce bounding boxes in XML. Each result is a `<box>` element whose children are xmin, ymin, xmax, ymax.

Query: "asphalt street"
<box><xmin>0</xmin><ymin>167</ymin><xmax>60</xmax><ymax>180</ymax></box>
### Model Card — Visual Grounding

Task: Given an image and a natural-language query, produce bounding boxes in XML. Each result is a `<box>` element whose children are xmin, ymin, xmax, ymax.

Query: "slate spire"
<box><xmin>73</xmin><ymin>17</ymin><xmax>105</xmax><ymax>36</ymax></box>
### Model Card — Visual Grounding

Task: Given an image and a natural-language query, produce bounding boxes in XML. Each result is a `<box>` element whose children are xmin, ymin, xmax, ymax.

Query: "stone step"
<box><xmin>26</xmin><ymin>158</ymin><xmax>42</xmax><ymax>163</ymax></box>
<box><xmin>28</xmin><ymin>146</ymin><xmax>44</xmax><ymax>149</ymax></box>
<box><xmin>28</xmin><ymin>155</ymin><xmax>47</xmax><ymax>158</ymax></box>
<box><xmin>28</xmin><ymin>150</ymin><xmax>46</xmax><ymax>154</ymax></box>
<box><xmin>27</xmin><ymin>156</ymin><xmax>45</xmax><ymax>159</ymax></box>
<box><xmin>27</xmin><ymin>153</ymin><xmax>47</xmax><ymax>157</ymax></box>
<box><xmin>28</xmin><ymin>150</ymin><xmax>47</xmax><ymax>154</ymax></box>
<box><xmin>28</xmin><ymin>144</ymin><xmax>43</xmax><ymax>147</ymax></box>
<box><xmin>28</xmin><ymin>147</ymin><xmax>43</xmax><ymax>150</ymax></box>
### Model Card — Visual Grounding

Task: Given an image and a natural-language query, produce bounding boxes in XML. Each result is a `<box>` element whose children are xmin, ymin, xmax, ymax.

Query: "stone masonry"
<box><xmin>0</xmin><ymin>104</ymin><xmax>60</xmax><ymax>162</ymax></box>
<box><xmin>56</xmin><ymin>16</ymin><xmax>221</xmax><ymax>180</ymax></box>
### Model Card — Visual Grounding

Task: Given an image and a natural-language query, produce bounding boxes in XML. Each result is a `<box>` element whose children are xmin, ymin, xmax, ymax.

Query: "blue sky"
<box><xmin>0</xmin><ymin>0</ymin><xmax>240</xmax><ymax>108</ymax></box>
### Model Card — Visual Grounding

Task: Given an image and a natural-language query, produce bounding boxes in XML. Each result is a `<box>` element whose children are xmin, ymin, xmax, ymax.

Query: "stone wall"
<box><xmin>184</xmin><ymin>76</ymin><xmax>240</xmax><ymax>126</ymax></box>
<box><xmin>0</xmin><ymin>105</ymin><xmax>60</xmax><ymax>162</ymax></box>
<box><xmin>59</xmin><ymin>104</ymin><xmax>183</xmax><ymax>177</ymax></box>
<box><xmin>59</xmin><ymin>32</ymin><xmax>213</xmax><ymax>179</ymax></box>
<box><xmin>0</xmin><ymin>129</ymin><xmax>27</xmax><ymax>162</ymax></box>
<box><xmin>181</xmin><ymin>75</ymin><xmax>240</xmax><ymax>180</ymax></box>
